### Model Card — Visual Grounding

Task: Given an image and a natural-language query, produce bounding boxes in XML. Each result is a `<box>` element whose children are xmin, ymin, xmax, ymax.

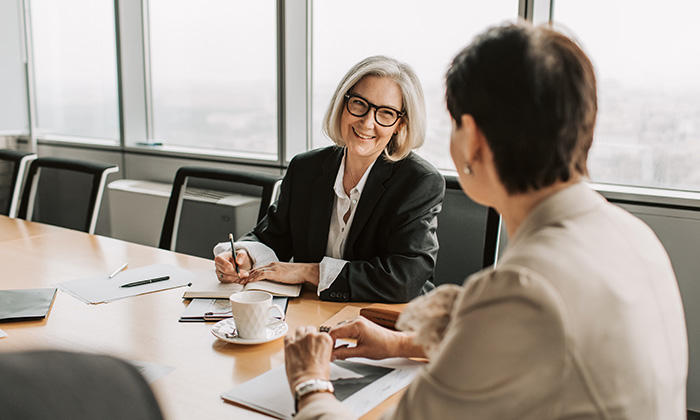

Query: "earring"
<box><xmin>462</xmin><ymin>163</ymin><xmax>472</xmax><ymax>175</ymax></box>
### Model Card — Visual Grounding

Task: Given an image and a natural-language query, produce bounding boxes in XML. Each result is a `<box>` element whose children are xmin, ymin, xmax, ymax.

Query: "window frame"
<box><xmin>3</xmin><ymin>0</ymin><xmax>700</xmax><ymax>208</ymax></box>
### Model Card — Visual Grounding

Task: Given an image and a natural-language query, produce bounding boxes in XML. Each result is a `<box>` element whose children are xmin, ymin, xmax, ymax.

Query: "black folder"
<box><xmin>0</xmin><ymin>288</ymin><xmax>57</xmax><ymax>322</ymax></box>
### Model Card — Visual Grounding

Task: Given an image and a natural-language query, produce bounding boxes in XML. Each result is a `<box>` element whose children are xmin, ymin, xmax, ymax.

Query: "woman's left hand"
<box><xmin>284</xmin><ymin>326</ymin><xmax>334</xmax><ymax>391</ymax></box>
<box><xmin>242</xmin><ymin>262</ymin><xmax>320</xmax><ymax>286</ymax></box>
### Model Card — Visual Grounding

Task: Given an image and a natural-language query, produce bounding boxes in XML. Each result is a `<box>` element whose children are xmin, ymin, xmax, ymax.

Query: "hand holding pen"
<box><xmin>214</xmin><ymin>234</ymin><xmax>251</xmax><ymax>283</ymax></box>
<box><xmin>229</xmin><ymin>233</ymin><xmax>240</xmax><ymax>276</ymax></box>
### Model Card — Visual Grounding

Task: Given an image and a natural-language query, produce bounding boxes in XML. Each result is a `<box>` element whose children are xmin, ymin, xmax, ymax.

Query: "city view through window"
<box><xmin>554</xmin><ymin>0</ymin><xmax>700</xmax><ymax>192</ymax></box>
<box><xmin>26</xmin><ymin>0</ymin><xmax>700</xmax><ymax>193</ymax></box>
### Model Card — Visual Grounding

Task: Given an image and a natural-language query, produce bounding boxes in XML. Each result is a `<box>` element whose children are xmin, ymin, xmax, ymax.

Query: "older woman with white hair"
<box><xmin>214</xmin><ymin>55</ymin><xmax>445</xmax><ymax>303</ymax></box>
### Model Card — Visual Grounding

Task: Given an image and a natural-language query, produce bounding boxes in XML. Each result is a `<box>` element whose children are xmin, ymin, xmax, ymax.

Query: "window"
<box><xmin>30</xmin><ymin>0</ymin><xmax>119</xmax><ymax>142</ymax></box>
<box><xmin>146</xmin><ymin>0</ymin><xmax>278</xmax><ymax>160</ymax></box>
<box><xmin>552</xmin><ymin>0</ymin><xmax>700</xmax><ymax>192</ymax></box>
<box><xmin>0</xmin><ymin>0</ymin><xmax>28</xmax><ymax>135</ymax></box>
<box><xmin>312</xmin><ymin>0</ymin><xmax>518</xmax><ymax>171</ymax></box>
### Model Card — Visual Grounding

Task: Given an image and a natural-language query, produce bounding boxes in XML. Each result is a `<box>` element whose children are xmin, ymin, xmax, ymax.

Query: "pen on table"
<box><xmin>229</xmin><ymin>233</ymin><xmax>240</xmax><ymax>275</ymax></box>
<box><xmin>119</xmin><ymin>275</ymin><xmax>170</xmax><ymax>288</ymax></box>
<box><xmin>108</xmin><ymin>262</ymin><xmax>129</xmax><ymax>279</ymax></box>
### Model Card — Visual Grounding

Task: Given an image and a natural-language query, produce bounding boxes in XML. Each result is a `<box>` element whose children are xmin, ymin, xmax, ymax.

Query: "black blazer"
<box><xmin>242</xmin><ymin>146</ymin><xmax>445</xmax><ymax>303</ymax></box>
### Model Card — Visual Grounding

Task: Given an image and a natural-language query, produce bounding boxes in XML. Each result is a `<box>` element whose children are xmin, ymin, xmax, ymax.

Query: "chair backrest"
<box><xmin>433</xmin><ymin>175</ymin><xmax>501</xmax><ymax>286</ymax></box>
<box><xmin>0</xmin><ymin>149</ymin><xmax>37</xmax><ymax>217</ymax></box>
<box><xmin>0</xmin><ymin>350</ymin><xmax>164</xmax><ymax>420</ymax></box>
<box><xmin>17</xmin><ymin>157</ymin><xmax>119</xmax><ymax>234</ymax></box>
<box><xmin>159</xmin><ymin>166</ymin><xmax>281</xmax><ymax>258</ymax></box>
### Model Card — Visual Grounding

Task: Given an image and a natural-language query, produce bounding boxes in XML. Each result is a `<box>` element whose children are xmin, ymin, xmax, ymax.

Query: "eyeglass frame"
<box><xmin>344</xmin><ymin>94</ymin><xmax>405</xmax><ymax>127</ymax></box>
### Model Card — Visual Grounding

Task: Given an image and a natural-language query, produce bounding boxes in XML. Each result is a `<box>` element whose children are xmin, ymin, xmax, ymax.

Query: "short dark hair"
<box><xmin>446</xmin><ymin>22</ymin><xmax>597</xmax><ymax>194</ymax></box>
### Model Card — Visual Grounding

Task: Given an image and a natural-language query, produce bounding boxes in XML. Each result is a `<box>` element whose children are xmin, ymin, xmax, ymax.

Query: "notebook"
<box><xmin>0</xmin><ymin>288</ymin><xmax>57</xmax><ymax>322</ymax></box>
<box><xmin>183</xmin><ymin>270</ymin><xmax>301</xmax><ymax>299</ymax></box>
<box><xmin>179</xmin><ymin>297</ymin><xmax>289</xmax><ymax>322</ymax></box>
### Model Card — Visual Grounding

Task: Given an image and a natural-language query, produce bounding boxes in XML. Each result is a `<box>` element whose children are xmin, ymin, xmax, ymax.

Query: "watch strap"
<box><xmin>294</xmin><ymin>379</ymin><xmax>334</xmax><ymax>412</ymax></box>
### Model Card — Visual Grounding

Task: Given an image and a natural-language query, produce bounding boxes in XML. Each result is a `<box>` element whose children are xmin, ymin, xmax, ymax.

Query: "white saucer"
<box><xmin>211</xmin><ymin>318</ymin><xmax>288</xmax><ymax>345</ymax></box>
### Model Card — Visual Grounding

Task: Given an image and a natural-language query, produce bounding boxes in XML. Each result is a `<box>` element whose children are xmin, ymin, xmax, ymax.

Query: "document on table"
<box><xmin>58</xmin><ymin>264</ymin><xmax>196</xmax><ymax>304</ymax></box>
<box><xmin>183</xmin><ymin>269</ymin><xmax>301</xmax><ymax>299</ymax></box>
<box><xmin>130</xmin><ymin>360</ymin><xmax>175</xmax><ymax>384</ymax></box>
<box><xmin>0</xmin><ymin>329</ymin><xmax>6</xmax><ymax>338</ymax></box>
<box><xmin>221</xmin><ymin>352</ymin><xmax>424</xmax><ymax>420</ymax></box>
<box><xmin>179</xmin><ymin>297</ymin><xmax>288</xmax><ymax>322</ymax></box>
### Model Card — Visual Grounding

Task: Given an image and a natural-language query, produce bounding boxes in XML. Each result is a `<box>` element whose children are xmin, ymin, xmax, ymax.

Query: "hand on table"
<box><xmin>330</xmin><ymin>316</ymin><xmax>425</xmax><ymax>360</ymax></box>
<box><xmin>242</xmin><ymin>262</ymin><xmax>320</xmax><ymax>286</ymax></box>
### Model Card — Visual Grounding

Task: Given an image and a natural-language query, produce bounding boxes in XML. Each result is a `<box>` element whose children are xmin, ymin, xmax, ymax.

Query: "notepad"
<box><xmin>183</xmin><ymin>270</ymin><xmax>301</xmax><ymax>299</ymax></box>
<box><xmin>0</xmin><ymin>288</ymin><xmax>57</xmax><ymax>322</ymax></box>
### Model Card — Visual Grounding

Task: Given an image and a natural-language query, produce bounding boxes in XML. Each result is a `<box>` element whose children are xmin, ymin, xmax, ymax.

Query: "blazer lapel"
<box><xmin>307</xmin><ymin>148</ymin><xmax>342</xmax><ymax>260</ymax></box>
<box><xmin>344</xmin><ymin>156</ymin><xmax>392</xmax><ymax>259</ymax></box>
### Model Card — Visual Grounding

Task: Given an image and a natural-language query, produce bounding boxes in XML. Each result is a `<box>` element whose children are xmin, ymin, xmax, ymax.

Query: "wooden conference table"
<box><xmin>0</xmin><ymin>216</ymin><xmax>404</xmax><ymax>420</ymax></box>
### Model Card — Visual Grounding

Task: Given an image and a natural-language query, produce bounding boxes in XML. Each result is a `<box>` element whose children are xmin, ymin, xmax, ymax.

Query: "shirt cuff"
<box><xmin>212</xmin><ymin>241</ymin><xmax>279</xmax><ymax>268</ymax></box>
<box><xmin>318</xmin><ymin>257</ymin><xmax>348</xmax><ymax>296</ymax></box>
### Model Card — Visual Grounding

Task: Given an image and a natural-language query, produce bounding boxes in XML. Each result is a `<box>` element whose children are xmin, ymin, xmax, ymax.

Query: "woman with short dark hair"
<box><xmin>284</xmin><ymin>22</ymin><xmax>688</xmax><ymax>419</ymax></box>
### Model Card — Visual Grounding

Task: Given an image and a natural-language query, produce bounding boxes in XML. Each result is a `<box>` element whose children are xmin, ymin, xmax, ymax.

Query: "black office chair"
<box><xmin>0</xmin><ymin>350</ymin><xmax>164</xmax><ymax>420</ymax></box>
<box><xmin>17</xmin><ymin>157</ymin><xmax>119</xmax><ymax>234</ymax></box>
<box><xmin>159</xmin><ymin>166</ymin><xmax>281</xmax><ymax>259</ymax></box>
<box><xmin>433</xmin><ymin>175</ymin><xmax>501</xmax><ymax>286</ymax></box>
<box><xmin>0</xmin><ymin>149</ymin><xmax>37</xmax><ymax>217</ymax></box>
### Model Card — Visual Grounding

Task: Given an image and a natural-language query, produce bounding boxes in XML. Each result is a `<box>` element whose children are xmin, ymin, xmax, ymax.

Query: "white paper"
<box><xmin>130</xmin><ymin>359</ymin><xmax>175</xmax><ymax>384</ymax></box>
<box><xmin>0</xmin><ymin>328</ymin><xmax>7</xmax><ymax>338</ymax></box>
<box><xmin>329</xmin><ymin>363</ymin><xmax>364</xmax><ymax>381</ymax></box>
<box><xmin>57</xmin><ymin>264</ymin><xmax>195</xmax><ymax>304</ymax></box>
<box><xmin>221</xmin><ymin>356</ymin><xmax>425</xmax><ymax>420</ymax></box>
<box><xmin>183</xmin><ymin>269</ymin><xmax>300</xmax><ymax>299</ymax></box>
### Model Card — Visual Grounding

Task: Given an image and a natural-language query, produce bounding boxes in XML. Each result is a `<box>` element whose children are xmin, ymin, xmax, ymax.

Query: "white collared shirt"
<box><xmin>213</xmin><ymin>151</ymin><xmax>375</xmax><ymax>296</ymax></box>
<box><xmin>317</xmin><ymin>153</ymin><xmax>375</xmax><ymax>294</ymax></box>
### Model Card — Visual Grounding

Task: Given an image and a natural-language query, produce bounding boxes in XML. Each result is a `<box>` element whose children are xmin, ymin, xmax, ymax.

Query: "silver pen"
<box><xmin>108</xmin><ymin>262</ymin><xmax>129</xmax><ymax>279</ymax></box>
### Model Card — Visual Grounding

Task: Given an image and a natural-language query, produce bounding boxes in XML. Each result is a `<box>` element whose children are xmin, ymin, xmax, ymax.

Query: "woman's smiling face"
<box><xmin>340</xmin><ymin>76</ymin><xmax>404</xmax><ymax>162</ymax></box>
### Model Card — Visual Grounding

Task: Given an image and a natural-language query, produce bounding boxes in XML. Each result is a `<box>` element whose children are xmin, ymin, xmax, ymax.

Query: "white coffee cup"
<box><xmin>229</xmin><ymin>291</ymin><xmax>285</xmax><ymax>339</ymax></box>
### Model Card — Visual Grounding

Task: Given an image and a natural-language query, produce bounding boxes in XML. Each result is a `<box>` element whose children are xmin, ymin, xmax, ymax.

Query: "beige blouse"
<box><xmin>296</xmin><ymin>183</ymin><xmax>688</xmax><ymax>420</ymax></box>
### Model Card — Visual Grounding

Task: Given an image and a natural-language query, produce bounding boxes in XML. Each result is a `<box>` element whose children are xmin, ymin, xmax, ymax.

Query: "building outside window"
<box><xmin>30</xmin><ymin>0</ymin><xmax>119</xmax><ymax>143</ymax></box>
<box><xmin>552</xmin><ymin>0</ymin><xmax>700</xmax><ymax>192</ymax></box>
<box><xmin>146</xmin><ymin>0</ymin><xmax>278</xmax><ymax>160</ymax></box>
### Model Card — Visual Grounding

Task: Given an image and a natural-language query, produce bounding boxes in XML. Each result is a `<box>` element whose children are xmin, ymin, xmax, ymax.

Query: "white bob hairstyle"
<box><xmin>322</xmin><ymin>56</ymin><xmax>426</xmax><ymax>161</ymax></box>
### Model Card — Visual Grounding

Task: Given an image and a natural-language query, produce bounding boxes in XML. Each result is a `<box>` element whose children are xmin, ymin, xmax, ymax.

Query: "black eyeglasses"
<box><xmin>344</xmin><ymin>94</ymin><xmax>404</xmax><ymax>127</ymax></box>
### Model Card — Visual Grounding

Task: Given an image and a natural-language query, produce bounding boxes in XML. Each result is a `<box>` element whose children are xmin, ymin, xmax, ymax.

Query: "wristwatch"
<box><xmin>294</xmin><ymin>379</ymin><xmax>334</xmax><ymax>412</ymax></box>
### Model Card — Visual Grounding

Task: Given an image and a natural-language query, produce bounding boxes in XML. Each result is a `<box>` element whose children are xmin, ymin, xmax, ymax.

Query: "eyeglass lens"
<box><xmin>345</xmin><ymin>95</ymin><xmax>401</xmax><ymax>127</ymax></box>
